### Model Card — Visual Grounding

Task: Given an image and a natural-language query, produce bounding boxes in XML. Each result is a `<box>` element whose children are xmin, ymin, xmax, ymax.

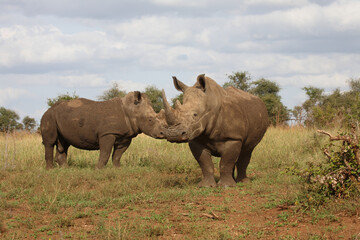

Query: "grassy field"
<box><xmin>0</xmin><ymin>127</ymin><xmax>359</xmax><ymax>239</ymax></box>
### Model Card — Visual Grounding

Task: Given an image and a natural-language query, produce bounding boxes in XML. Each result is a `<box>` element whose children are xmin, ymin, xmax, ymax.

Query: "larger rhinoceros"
<box><xmin>40</xmin><ymin>91</ymin><xmax>166</xmax><ymax>169</ymax></box>
<box><xmin>162</xmin><ymin>74</ymin><xmax>269</xmax><ymax>187</ymax></box>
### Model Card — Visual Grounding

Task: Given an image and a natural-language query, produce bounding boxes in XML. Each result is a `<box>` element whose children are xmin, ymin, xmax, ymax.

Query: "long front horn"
<box><xmin>162</xmin><ymin>89</ymin><xmax>177</xmax><ymax>125</ymax></box>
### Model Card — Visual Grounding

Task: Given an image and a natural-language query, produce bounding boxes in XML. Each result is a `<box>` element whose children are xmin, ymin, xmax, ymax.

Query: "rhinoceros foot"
<box><xmin>217</xmin><ymin>176</ymin><xmax>237</xmax><ymax>188</ymax></box>
<box><xmin>237</xmin><ymin>177</ymin><xmax>251</xmax><ymax>183</ymax></box>
<box><xmin>198</xmin><ymin>178</ymin><xmax>217</xmax><ymax>187</ymax></box>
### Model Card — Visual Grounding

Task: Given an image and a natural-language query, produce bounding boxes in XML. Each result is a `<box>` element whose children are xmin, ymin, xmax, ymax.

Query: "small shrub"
<box><xmin>287</xmin><ymin>126</ymin><xmax>360</xmax><ymax>206</ymax></box>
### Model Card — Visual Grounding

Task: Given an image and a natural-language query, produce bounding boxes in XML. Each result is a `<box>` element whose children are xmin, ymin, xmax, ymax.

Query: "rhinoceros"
<box><xmin>162</xmin><ymin>74</ymin><xmax>269</xmax><ymax>187</ymax></box>
<box><xmin>40</xmin><ymin>91</ymin><xmax>166</xmax><ymax>169</ymax></box>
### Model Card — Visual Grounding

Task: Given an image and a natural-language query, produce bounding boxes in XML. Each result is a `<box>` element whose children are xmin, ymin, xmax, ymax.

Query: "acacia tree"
<box><xmin>224</xmin><ymin>72</ymin><xmax>289</xmax><ymax>126</ymax></box>
<box><xmin>223</xmin><ymin>71</ymin><xmax>251</xmax><ymax>91</ymax></box>
<box><xmin>144</xmin><ymin>85</ymin><xmax>163</xmax><ymax>113</ymax></box>
<box><xmin>47</xmin><ymin>92</ymin><xmax>79</xmax><ymax>107</ymax></box>
<box><xmin>98</xmin><ymin>83</ymin><xmax>126</xmax><ymax>101</ymax></box>
<box><xmin>348</xmin><ymin>78</ymin><xmax>360</xmax><ymax>93</ymax></box>
<box><xmin>171</xmin><ymin>93</ymin><xmax>183</xmax><ymax>108</ymax></box>
<box><xmin>0</xmin><ymin>107</ymin><xmax>21</xmax><ymax>132</ymax></box>
<box><xmin>23</xmin><ymin>116</ymin><xmax>37</xmax><ymax>132</ymax></box>
<box><xmin>298</xmin><ymin>78</ymin><xmax>360</xmax><ymax>128</ymax></box>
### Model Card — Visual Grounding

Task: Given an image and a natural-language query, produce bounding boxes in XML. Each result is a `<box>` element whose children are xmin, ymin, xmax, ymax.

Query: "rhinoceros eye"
<box><xmin>193</xmin><ymin>113</ymin><xmax>198</xmax><ymax>117</ymax></box>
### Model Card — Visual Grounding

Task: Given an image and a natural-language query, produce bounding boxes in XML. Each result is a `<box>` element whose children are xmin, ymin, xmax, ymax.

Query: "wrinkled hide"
<box><xmin>41</xmin><ymin>92</ymin><xmax>166</xmax><ymax>169</ymax></box>
<box><xmin>162</xmin><ymin>74</ymin><xmax>269</xmax><ymax>187</ymax></box>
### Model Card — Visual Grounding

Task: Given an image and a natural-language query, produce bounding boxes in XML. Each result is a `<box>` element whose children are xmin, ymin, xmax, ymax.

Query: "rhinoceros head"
<box><xmin>162</xmin><ymin>74</ymin><xmax>225</xmax><ymax>142</ymax></box>
<box><xmin>124</xmin><ymin>91</ymin><xmax>167</xmax><ymax>139</ymax></box>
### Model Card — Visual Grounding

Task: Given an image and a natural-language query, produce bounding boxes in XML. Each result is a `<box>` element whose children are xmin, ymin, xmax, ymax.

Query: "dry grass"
<box><xmin>0</xmin><ymin>127</ymin><xmax>359</xmax><ymax>239</ymax></box>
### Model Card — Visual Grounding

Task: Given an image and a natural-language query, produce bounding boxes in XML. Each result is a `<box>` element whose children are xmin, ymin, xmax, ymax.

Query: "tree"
<box><xmin>291</xmin><ymin>106</ymin><xmax>306</xmax><ymax>125</ymax></box>
<box><xmin>144</xmin><ymin>85</ymin><xmax>163</xmax><ymax>113</ymax></box>
<box><xmin>348</xmin><ymin>78</ymin><xmax>360</xmax><ymax>93</ymax></box>
<box><xmin>302</xmin><ymin>86</ymin><xmax>324</xmax><ymax>112</ymax></box>
<box><xmin>299</xmin><ymin>79</ymin><xmax>360</xmax><ymax>128</ymax></box>
<box><xmin>98</xmin><ymin>82</ymin><xmax>126</xmax><ymax>101</ymax></box>
<box><xmin>0</xmin><ymin>107</ymin><xmax>21</xmax><ymax>132</ymax></box>
<box><xmin>171</xmin><ymin>93</ymin><xmax>183</xmax><ymax>108</ymax></box>
<box><xmin>223</xmin><ymin>72</ymin><xmax>289</xmax><ymax>126</ymax></box>
<box><xmin>47</xmin><ymin>92</ymin><xmax>79</xmax><ymax>107</ymax></box>
<box><xmin>23</xmin><ymin>116</ymin><xmax>37</xmax><ymax>132</ymax></box>
<box><xmin>250</xmin><ymin>78</ymin><xmax>280</xmax><ymax>96</ymax></box>
<box><xmin>223</xmin><ymin>71</ymin><xmax>251</xmax><ymax>91</ymax></box>
<box><xmin>251</xmin><ymin>79</ymin><xmax>289</xmax><ymax>126</ymax></box>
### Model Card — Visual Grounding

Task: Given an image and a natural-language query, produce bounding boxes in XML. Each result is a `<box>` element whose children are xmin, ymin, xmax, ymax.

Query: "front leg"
<box><xmin>112</xmin><ymin>139</ymin><xmax>131</xmax><ymax>167</ymax></box>
<box><xmin>97</xmin><ymin>135</ymin><xmax>116</xmax><ymax>169</ymax></box>
<box><xmin>217</xmin><ymin>141</ymin><xmax>242</xmax><ymax>187</ymax></box>
<box><xmin>189</xmin><ymin>141</ymin><xmax>216</xmax><ymax>187</ymax></box>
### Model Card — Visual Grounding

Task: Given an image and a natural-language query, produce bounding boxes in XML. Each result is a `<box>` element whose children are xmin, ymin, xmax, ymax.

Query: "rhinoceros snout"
<box><xmin>165</xmin><ymin>128</ymin><xmax>188</xmax><ymax>143</ymax></box>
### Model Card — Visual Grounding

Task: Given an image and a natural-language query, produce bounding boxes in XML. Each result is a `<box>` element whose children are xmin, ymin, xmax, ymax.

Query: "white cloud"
<box><xmin>0</xmin><ymin>0</ymin><xmax>359</xmax><ymax>120</ymax></box>
<box><xmin>151</xmin><ymin>0</ymin><xmax>207</xmax><ymax>7</ymax></box>
<box><xmin>109</xmin><ymin>80</ymin><xmax>148</xmax><ymax>92</ymax></box>
<box><xmin>276</xmin><ymin>73</ymin><xmax>348</xmax><ymax>89</ymax></box>
<box><xmin>0</xmin><ymin>25</ymin><xmax>91</xmax><ymax>67</ymax></box>
<box><xmin>244</xmin><ymin>0</ymin><xmax>309</xmax><ymax>7</ymax></box>
<box><xmin>110</xmin><ymin>16</ymin><xmax>194</xmax><ymax>45</ymax></box>
<box><xmin>0</xmin><ymin>88</ymin><xmax>30</xmax><ymax>106</ymax></box>
<box><xmin>0</xmin><ymin>73</ymin><xmax>107</xmax><ymax>88</ymax></box>
<box><xmin>59</xmin><ymin>75</ymin><xmax>108</xmax><ymax>88</ymax></box>
<box><xmin>0</xmin><ymin>24</ymin><xmax>128</xmax><ymax>68</ymax></box>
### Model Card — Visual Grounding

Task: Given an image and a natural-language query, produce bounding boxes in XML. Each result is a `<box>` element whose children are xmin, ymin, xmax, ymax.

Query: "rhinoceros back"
<box><xmin>42</xmin><ymin>98</ymin><xmax>130</xmax><ymax>150</ymax></box>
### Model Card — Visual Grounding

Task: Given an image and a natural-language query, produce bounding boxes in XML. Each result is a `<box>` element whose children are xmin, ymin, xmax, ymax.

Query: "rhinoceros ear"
<box><xmin>197</xmin><ymin>74</ymin><xmax>206</xmax><ymax>92</ymax></box>
<box><xmin>172</xmin><ymin>76</ymin><xmax>188</xmax><ymax>92</ymax></box>
<box><xmin>134</xmin><ymin>91</ymin><xmax>142</xmax><ymax>105</ymax></box>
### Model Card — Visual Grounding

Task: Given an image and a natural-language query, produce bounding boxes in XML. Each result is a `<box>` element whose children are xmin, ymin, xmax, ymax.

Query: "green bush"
<box><xmin>287</xmin><ymin>126</ymin><xmax>360</xmax><ymax>206</ymax></box>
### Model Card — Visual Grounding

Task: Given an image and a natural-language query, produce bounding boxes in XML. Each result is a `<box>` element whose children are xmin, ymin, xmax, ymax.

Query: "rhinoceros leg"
<box><xmin>44</xmin><ymin>145</ymin><xmax>55</xmax><ymax>169</ymax></box>
<box><xmin>217</xmin><ymin>141</ymin><xmax>242</xmax><ymax>187</ymax></box>
<box><xmin>112</xmin><ymin>140</ymin><xmax>131</xmax><ymax>168</ymax></box>
<box><xmin>97</xmin><ymin>135</ymin><xmax>116</xmax><ymax>169</ymax></box>
<box><xmin>55</xmin><ymin>138</ymin><xmax>69</xmax><ymax>167</ymax></box>
<box><xmin>235</xmin><ymin>149</ymin><xmax>253</xmax><ymax>183</ymax></box>
<box><xmin>189</xmin><ymin>141</ymin><xmax>216</xmax><ymax>187</ymax></box>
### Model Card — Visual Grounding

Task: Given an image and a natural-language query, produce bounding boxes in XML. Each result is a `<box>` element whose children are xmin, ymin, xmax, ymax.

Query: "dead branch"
<box><xmin>201</xmin><ymin>211</ymin><xmax>221</xmax><ymax>220</ymax></box>
<box><xmin>317</xmin><ymin>129</ymin><xmax>360</xmax><ymax>165</ymax></box>
<box><xmin>323</xmin><ymin>149</ymin><xmax>332</xmax><ymax>160</ymax></box>
<box><xmin>316</xmin><ymin>130</ymin><xmax>351</xmax><ymax>143</ymax></box>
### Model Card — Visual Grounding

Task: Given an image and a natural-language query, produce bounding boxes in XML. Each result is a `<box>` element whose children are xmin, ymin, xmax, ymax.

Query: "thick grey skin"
<box><xmin>41</xmin><ymin>91</ymin><xmax>166</xmax><ymax>169</ymax></box>
<box><xmin>162</xmin><ymin>74</ymin><xmax>269</xmax><ymax>187</ymax></box>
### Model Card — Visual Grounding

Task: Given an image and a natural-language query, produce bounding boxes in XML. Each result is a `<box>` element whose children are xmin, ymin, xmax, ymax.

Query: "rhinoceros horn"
<box><xmin>162</xmin><ymin>89</ymin><xmax>177</xmax><ymax>125</ymax></box>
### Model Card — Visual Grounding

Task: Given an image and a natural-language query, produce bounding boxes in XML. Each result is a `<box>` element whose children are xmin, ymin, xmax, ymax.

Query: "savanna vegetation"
<box><xmin>0</xmin><ymin>128</ymin><xmax>359</xmax><ymax>239</ymax></box>
<box><xmin>0</xmin><ymin>73</ymin><xmax>359</xmax><ymax>239</ymax></box>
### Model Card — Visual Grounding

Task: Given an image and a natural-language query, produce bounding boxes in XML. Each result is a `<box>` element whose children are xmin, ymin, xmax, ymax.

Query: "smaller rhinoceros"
<box><xmin>40</xmin><ymin>91</ymin><xmax>166</xmax><ymax>169</ymax></box>
<box><xmin>162</xmin><ymin>74</ymin><xmax>269</xmax><ymax>187</ymax></box>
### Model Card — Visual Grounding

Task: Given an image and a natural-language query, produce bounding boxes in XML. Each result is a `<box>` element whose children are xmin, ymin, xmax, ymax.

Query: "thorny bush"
<box><xmin>287</xmin><ymin>125</ymin><xmax>360</xmax><ymax>207</ymax></box>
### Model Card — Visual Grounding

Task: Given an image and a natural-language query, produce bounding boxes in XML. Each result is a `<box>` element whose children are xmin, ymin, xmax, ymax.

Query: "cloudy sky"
<box><xmin>1</xmin><ymin>0</ymin><xmax>359</xmax><ymax>123</ymax></box>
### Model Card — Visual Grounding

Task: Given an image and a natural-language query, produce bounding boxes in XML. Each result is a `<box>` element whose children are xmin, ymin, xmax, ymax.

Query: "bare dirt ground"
<box><xmin>2</xmin><ymin>188</ymin><xmax>359</xmax><ymax>239</ymax></box>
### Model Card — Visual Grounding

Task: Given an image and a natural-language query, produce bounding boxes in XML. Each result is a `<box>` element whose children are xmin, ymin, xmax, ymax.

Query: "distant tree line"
<box><xmin>292</xmin><ymin>79</ymin><xmax>360</xmax><ymax>128</ymax></box>
<box><xmin>222</xmin><ymin>71</ymin><xmax>289</xmax><ymax>126</ymax></box>
<box><xmin>224</xmin><ymin>71</ymin><xmax>360</xmax><ymax>128</ymax></box>
<box><xmin>0</xmin><ymin>107</ymin><xmax>37</xmax><ymax>132</ymax></box>
<box><xmin>1</xmin><ymin>74</ymin><xmax>359</xmax><ymax>132</ymax></box>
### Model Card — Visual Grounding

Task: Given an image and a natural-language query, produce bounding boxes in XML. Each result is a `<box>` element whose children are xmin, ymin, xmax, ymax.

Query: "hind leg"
<box><xmin>235</xmin><ymin>148</ymin><xmax>254</xmax><ymax>183</ymax></box>
<box><xmin>55</xmin><ymin>139</ymin><xmax>69</xmax><ymax>167</ymax></box>
<box><xmin>41</xmin><ymin>110</ymin><xmax>58</xmax><ymax>169</ymax></box>
<box><xmin>44</xmin><ymin>145</ymin><xmax>55</xmax><ymax>169</ymax></box>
